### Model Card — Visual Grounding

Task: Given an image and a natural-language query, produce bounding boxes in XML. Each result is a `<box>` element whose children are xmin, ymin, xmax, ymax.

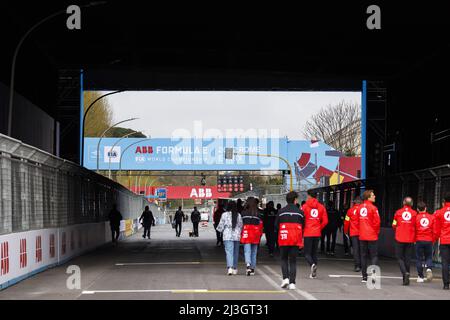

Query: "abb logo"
<box><xmin>35</xmin><ymin>236</ymin><xmax>42</xmax><ymax>263</ymax></box>
<box><xmin>1</xmin><ymin>242</ymin><xmax>9</xmax><ymax>275</ymax></box>
<box><xmin>19</xmin><ymin>239</ymin><xmax>27</xmax><ymax>268</ymax></box>
<box><xmin>189</xmin><ymin>188</ymin><xmax>212</xmax><ymax>198</ymax></box>
<box><xmin>49</xmin><ymin>234</ymin><xmax>55</xmax><ymax>258</ymax></box>
<box><xmin>135</xmin><ymin>146</ymin><xmax>153</xmax><ymax>154</ymax></box>
<box><xmin>62</xmin><ymin>232</ymin><xmax>66</xmax><ymax>255</ymax></box>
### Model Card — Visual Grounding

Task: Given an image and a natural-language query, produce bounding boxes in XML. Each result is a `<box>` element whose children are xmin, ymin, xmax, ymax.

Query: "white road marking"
<box><xmin>81</xmin><ymin>289</ymin><xmax>285</xmax><ymax>295</ymax></box>
<box><xmin>329</xmin><ymin>274</ymin><xmax>415</xmax><ymax>280</ymax></box>
<box><xmin>264</xmin><ymin>265</ymin><xmax>318</xmax><ymax>300</ymax></box>
<box><xmin>258</xmin><ymin>267</ymin><xmax>299</xmax><ymax>300</ymax></box>
<box><xmin>115</xmin><ymin>262</ymin><xmax>201</xmax><ymax>266</ymax></box>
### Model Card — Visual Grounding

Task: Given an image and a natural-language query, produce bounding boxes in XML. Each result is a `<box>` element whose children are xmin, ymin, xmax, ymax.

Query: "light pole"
<box><xmin>96</xmin><ymin>118</ymin><xmax>139</xmax><ymax>172</ymax></box>
<box><xmin>7</xmin><ymin>2</ymin><xmax>106</xmax><ymax>137</ymax></box>
<box><xmin>108</xmin><ymin>131</ymin><xmax>136</xmax><ymax>179</ymax></box>
<box><xmin>234</xmin><ymin>152</ymin><xmax>293</xmax><ymax>191</ymax></box>
<box><xmin>82</xmin><ymin>90</ymin><xmax>125</xmax><ymax>166</ymax></box>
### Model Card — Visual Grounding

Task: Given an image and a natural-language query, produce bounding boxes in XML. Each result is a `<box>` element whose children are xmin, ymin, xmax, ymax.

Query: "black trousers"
<box><xmin>360</xmin><ymin>240</ymin><xmax>379</xmax><ymax>278</ymax></box>
<box><xmin>350</xmin><ymin>236</ymin><xmax>361</xmax><ymax>268</ymax></box>
<box><xmin>175</xmin><ymin>222</ymin><xmax>182</xmax><ymax>236</ymax></box>
<box><xmin>343</xmin><ymin>231</ymin><xmax>350</xmax><ymax>254</ymax></box>
<box><xmin>395</xmin><ymin>242</ymin><xmax>413</xmax><ymax>276</ymax></box>
<box><xmin>440</xmin><ymin>244</ymin><xmax>450</xmax><ymax>285</ymax></box>
<box><xmin>280</xmin><ymin>246</ymin><xmax>298</xmax><ymax>284</ymax></box>
<box><xmin>266</xmin><ymin>230</ymin><xmax>276</xmax><ymax>254</ymax></box>
<box><xmin>143</xmin><ymin>225</ymin><xmax>152</xmax><ymax>238</ymax></box>
<box><xmin>304</xmin><ymin>237</ymin><xmax>320</xmax><ymax>266</ymax></box>
<box><xmin>111</xmin><ymin>226</ymin><xmax>120</xmax><ymax>242</ymax></box>
<box><xmin>326</xmin><ymin>228</ymin><xmax>337</xmax><ymax>252</ymax></box>
<box><xmin>193</xmin><ymin>222</ymin><xmax>199</xmax><ymax>236</ymax></box>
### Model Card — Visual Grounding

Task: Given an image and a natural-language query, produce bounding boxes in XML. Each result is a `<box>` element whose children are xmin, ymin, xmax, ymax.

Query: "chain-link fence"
<box><xmin>0</xmin><ymin>134</ymin><xmax>147</xmax><ymax>235</ymax></box>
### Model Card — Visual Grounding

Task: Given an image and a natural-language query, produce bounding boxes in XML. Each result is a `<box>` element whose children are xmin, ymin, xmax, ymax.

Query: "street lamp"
<box><xmin>82</xmin><ymin>90</ymin><xmax>125</xmax><ymax>166</ymax></box>
<box><xmin>108</xmin><ymin>131</ymin><xmax>136</xmax><ymax>179</ymax></box>
<box><xmin>96</xmin><ymin>118</ymin><xmax>139</xmax><ymax>172</ymax></box>
<box><xmin>7</xmin><ymin>2</ymin><xmax>106</xmax><ymax>137</ymax></box>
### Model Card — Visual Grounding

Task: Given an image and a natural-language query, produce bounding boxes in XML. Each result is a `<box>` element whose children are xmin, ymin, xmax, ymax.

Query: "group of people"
<box><xmin>171</xmin><ymin>206</ymin><xmax>202</xmax><ymax>237</ymax></box>
<box><xmin>213</xmin><ymin>189</ymin><xmax>450</xmax><ymax>291</ymax></box>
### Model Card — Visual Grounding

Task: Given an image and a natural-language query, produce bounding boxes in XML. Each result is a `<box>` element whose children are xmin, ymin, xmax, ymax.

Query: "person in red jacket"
<box><xmin>415</xmin><ymin>201</ymin><xmax>435</xmax><ymax>283</ymax></box>
<box><xmin>344</xmin><ymin>197</ymin><xmax>362</xmax><ymax>272</ymax></box>
<box><xmin>392</xmin><ymin>197</ymin><xmax>417</xmax><ymax>285</ymax></box>
<box><xmin>275</xmin><ymin>191</ymin><xmax>305</xmax><ymax>290</ymax></box>
<box><xmin>433</xmin><ymin>192</ymin><xmax>450</xmax><ymax>290</ymax></box>
<box><xmin>359</xmin><ymin>189</ymin><xmax>380</xmax><ymax>283</ymax></box>
<box><xmin>241</xmin><ymin>197</ymin><xmax>264</xmax><ymax>276</ymax></box>
<box><xmin>302</xmin><ymin>189</ymin><xmax>328</xmax><ymax>279</ymax></box>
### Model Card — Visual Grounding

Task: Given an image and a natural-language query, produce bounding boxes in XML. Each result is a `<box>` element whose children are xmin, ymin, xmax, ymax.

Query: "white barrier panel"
<box><xmin>0</xmin><ymin>222</ymin><xmax>115</xmax><ymax>290</ymax></box>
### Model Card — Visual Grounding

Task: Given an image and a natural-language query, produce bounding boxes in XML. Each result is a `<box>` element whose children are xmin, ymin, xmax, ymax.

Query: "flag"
<box><xmin>310</xmin><ymin>139</ymin><xmax>320</xmax><ymax>148</ymax></box>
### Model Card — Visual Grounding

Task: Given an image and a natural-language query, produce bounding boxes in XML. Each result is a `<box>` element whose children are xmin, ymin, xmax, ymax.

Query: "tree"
<box><xmin>106</xmin><ymin>127</ymin><xmax>146</xmax><ymax>138</ymax></box>
<box><xmin>83</xmin><ymin>91</ymin><xmax>114</xmax><ymax>137</ymax></box>
<box><xmin>303</xmin><ymin>100</ymin><xmax>361</xmax><ymax>156</ymax></box>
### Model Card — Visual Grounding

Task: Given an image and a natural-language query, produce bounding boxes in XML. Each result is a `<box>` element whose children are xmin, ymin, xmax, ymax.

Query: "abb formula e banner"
<box><xmin>131</xmin><ymin>186</ymin><xmax>231</xmax><ymax>199</ymax></box>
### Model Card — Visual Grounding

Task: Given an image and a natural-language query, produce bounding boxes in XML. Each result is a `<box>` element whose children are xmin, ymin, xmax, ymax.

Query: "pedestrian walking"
<box><xmin>415</xmin><ymin>201</ymin><xmax>435</xmax><ymax>283</ymax></box>
<box><xmin>344</xmin><ymin>197</ymin><xmax>362</xmax><ymax>272</ymax></box>
<box><xmin>359</xmin><ymin>190</ymin><xmax>381</xmax><ymax>283</ymax></box>
<box><xmin>216</xmin><ymin>201</ymin><xmax>243</xmax><ymax>275</ymax></box>
<box><xmin>139</xmin><ymin>205</ymin><xmax>155</xmax><ymax>239</ymax></box>
<box><xmin>241</xmin><ymin>197</ymin><xmax>264</xmax><ymax>276</ymax></box>
<box><xmin>108</xmin><ymin>204</ymin><xmax>123</xmax><ymax>244</ymax></box>
<box><xmin>263</xmin><ymin>201</ymin><xmax>277</xmax><ymax>257</ymax></box>
<box><xmin>433</xmin><ymin>192</ymin><xmax>450</xmax><ymax>290</ymax></box>
<box><xmin>191</xmin><ymin>206</ymin><xmax>201</xmax><ymax>237</ymax></box>
<box><xmin>174</xmin><ymin>206</ymin><xmax>185</xmax><ymax>237</ymax></box>
<box><xmin>214</xmin><ymin>202</ymin><xmax>225</xmax><ymax>246</ymax></box>
<box><xmin>392</xmin><ymin>197</ymin><xmax>417</xmax><ymax>285</ymax></box>
<box><xmin>275</xmin><ymin>191</ymin><xmax>305</xmax><ymax>290</ymax></box>
<box><xmin>302</xmin><ymin>190</ymin><xmax>328</xmax><ymax>279</ymax></box>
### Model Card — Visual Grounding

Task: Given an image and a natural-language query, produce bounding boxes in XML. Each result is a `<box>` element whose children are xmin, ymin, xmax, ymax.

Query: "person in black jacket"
<box><xmin>263</xmin><ymin>201</ymin><xmax>278</xmax><ymax>257</ymax></box>
<box><xmin>275</xmin><ymin>191</ymin><xmax>305</xmax><ymax>290</ymax></box>
<box><xmin>325</xmin><ymin>201</ymin><xmax>340</xmax><ymax>255</ymax></box>
<box><xmin>139</xmin><ymin>206</ymin><xmax>155</xmax><ymax>239</ymax></box>
<box><xmin>108</xmin><ymin>204</ymin><xmax>123</xmax><ymax>244</ymax></box>
<box><xmin>191</xmin><ymin>207</ymin><xmax>201</xmax><ymax>237</ymax></box>
<box><xmin>174</xmin><ymin>206</ymin><xmax>185</xmax><ymax>237</ymax></box>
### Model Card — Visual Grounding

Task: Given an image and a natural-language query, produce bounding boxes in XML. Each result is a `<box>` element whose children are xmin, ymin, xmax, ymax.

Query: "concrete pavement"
<box><xmin>0</xmin><ymin>223</ymin><xmax>449</xmax><ymax>300</ymax></box>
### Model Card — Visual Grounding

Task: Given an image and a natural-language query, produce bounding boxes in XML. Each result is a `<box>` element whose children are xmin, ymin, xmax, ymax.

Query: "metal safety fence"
<box><xmin>0</xmin><ymin>133</ymin><xmax>148</xmax><ymax>235</ymax></box>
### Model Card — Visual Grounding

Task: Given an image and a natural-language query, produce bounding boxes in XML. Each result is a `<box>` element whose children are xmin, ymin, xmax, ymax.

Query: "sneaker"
<box><xmin>444</xmin><ymin>284</ymin><xmax>449</xmax><ymax>290</ymax></box>
<box><xmin>246</xmin><ymin>266</ymin><xmax>251</xmax><ymax>276</ymax></box>
<box><xmin>288</xmin><ymin>283</ymin><xmax>296</xmax><ymax>290</ymax></box>
<box><xmin>310</xmin><ymin>264</ymin><xmax>317</xmax><ymax>279</ymax></box>
<box><xmin>417</xmin><ymin>277</ymin><xmax>425</xmax><ymax>283</ymax></box>
<box><xmin>330</xmin><ymin>252</ymin><xmax>335</xmax><ymax>256</ymax></box>
<box><xmin>361</xmin><ymin>277</ymin><xmax>367</xmax><ymax>283</ymax></box>
<box><xmin>227</xmin><ymin>268</ymin><xmax>233</xmax><ymax>276</ymax></box>
<box><xmin>142</xmin><ymin>235</ymin><xmax>146</xmax><ymax>238</ymax></box>
<box><xmin>250</xmin><ymin>269</ymin><xmax>255</xmax><ymax>276</ymax></box>
<box><xmin>426</xmin><ymin>268</ymin><xmax>433</xmax><ymax>282</ymax></box>
<box><xmin>281</xmin><ymin>278</ymin><xmax>289</xmax><ymax>289</ymax></box>
<box><xmin>232</xmin><ymin>269</ymin><xmax>238</xmax><ymax>275</ymax></box>
<box><xmin>354</xmin><ymin>266</ymin><xmax>361</xmax><ymax>272</ymax></box>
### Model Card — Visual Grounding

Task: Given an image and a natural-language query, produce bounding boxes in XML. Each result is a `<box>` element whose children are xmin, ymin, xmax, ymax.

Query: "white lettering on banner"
<box><xmin>189</xmin><ymin>188</ymin><xmax>212</xmax><ymax>199</ymax></box>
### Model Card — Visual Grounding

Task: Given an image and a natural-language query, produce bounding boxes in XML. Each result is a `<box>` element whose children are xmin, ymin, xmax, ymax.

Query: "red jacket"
<box><xmin>302</xmin><ymin>198</ymin><xmax>328</xmax><ymax>237</ymax></box>
<box><xmin>392</xmin><ymin>206</ymin><xmax>417</xmax><ymax>243</ymax></box>
<box><xmin>358</xmin><ymin>200</ymin><xmax>380</xmax><ymax>241</ymax></box>
<box><xmin>276</xmin><ymin>204</ymin><xmax>305</xmax><ymax>248</ymax></box>
<box><xmin>415</xmin><ymin>212</ymin><xmax>435</xmax><ymax>242</ymax></box>
<box><xmin>344</xmin><ymin>204</ymin><xmax>360</xmax><ymax>237</ymax></box>
<box><xmin>433</xmin><ymin>203</ymin><xmax>450</xmax><ymax>245</ymax></box>
<box><xmin>240</xmin><ymin>212</ymin><xmax>263</xmax><ymax>244</ymax></box>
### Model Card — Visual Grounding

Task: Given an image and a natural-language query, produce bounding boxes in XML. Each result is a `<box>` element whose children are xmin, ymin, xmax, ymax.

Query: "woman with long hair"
<box><xmin>216</xmin><ymin>201</ymin><xmax>243</xmax><ymax>275</ymax></box>
<box><xmin>241</xmin><ymin>197</ymin><xmax>264</xmax><ymax>275</ymax></box>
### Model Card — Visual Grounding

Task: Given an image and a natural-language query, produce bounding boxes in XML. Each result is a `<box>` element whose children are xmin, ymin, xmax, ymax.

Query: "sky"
<box><xmin>95</xmin><ymin>91</ymin><xmax>361</xmax><ymax>140</ymax></box>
